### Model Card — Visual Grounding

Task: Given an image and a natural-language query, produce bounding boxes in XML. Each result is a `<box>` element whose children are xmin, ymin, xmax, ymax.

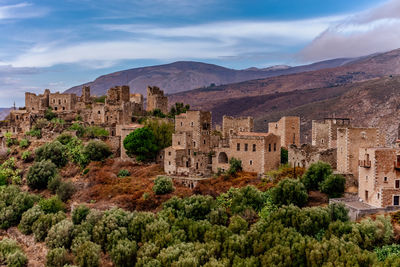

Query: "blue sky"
<box><xmin>0</xmin><ymin>0</ymin><xmax>399</xmax><ymax>106</ymax></box>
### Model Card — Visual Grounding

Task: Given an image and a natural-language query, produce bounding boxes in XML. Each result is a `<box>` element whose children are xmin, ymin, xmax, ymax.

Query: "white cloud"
<box><xmin>300</xmin><ymin>0</ymin><xmax>400</xmax><ymax>61</ymax></box>
<box><xmin>0</xmin><ymin>2</ymin><xmax>47</xmax><ymax>20</ymax></box>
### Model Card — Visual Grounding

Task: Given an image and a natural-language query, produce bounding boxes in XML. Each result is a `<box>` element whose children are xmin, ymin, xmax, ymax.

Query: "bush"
<box><xmin>56</xmin><ymin>181</ymin><xmax>76</xmax><ymax>202</ymax></box>
<box><xmin>216</xmin><ymin>186</ymin><xmax>267</xmax><ymax>214</ymax></box>
<box><xmin>118</xmin><ymin>169</ymin><xmax>130</xmax><ymax>178</ymax></box>
<box><xmin>26</xmin><ymin>128</ymin><xmax>42</xmax><ymax>138</ymax></box>
<box><xmin>110</xmin><ymin>239</ymin><xmax>138</xmax><ymax>267</ymax></box>
<box><xmin>72</xmin><ymin>205</ymin><xmax>90</xmax><ymax>225</ymax></box>
<box><xmin>123</xmin><ymin>127</ymin><xmax>159</xmax><ymax>161</ymax></box>
<box><xmin>46</xmin><ymin>219</ymin><xmax>74</xmax><ymax>249</ymax></box>
<box><xmin>19</xmin><ymin>138</ymin><xmax>29</xmax><ymax>149</ymax></box>
<box><xmin>375</xmin><ymin>244</ymin><xmax>400</xmax><ymax>261</ymax></box>
<box><xmin>82</xmin><ymin>140</ymin><xmax>112</xmax><ymax>162</ymax></box>
<box><xmin>153</xmin><ymin>176</ymin><xmax>174</xmax><ymax>195</ymax></box>
<box><xmin>85</xmin><ymin>126</ymin><xmax>109</xmax><ymax>138</ymax></box>
<box><xmin>226</xmin><ymin>158</ymin><xmax>242</xmax><ymax>177</ymax></box>
<box><xmin>271</xmin><ymin>178</ymin><xmax>308</xmax><ymax>207</ymax></box>
<box><xmin>301</xmin><ymin>161</ymin><xmax>332</xmax><ymax>191</ymax></box>
<box><xmin>39</xmin><ymin>196</ymin><xmax>65</xmax><ymax>214</ymax></box>
<box><xmin>21</xmin><ymin>151</ymin><xmax>33</xmax><ymax>162</ymax></box>
<box><xmin>47</xmin><ymin>176</ymin><xmax>62</xmax><ymax>194</ymax></box>
<box><xmin>35</xmin><ymin>141</ymin><xmax>68</xmax><ymax>167</ymax></box>
<box><xmin>45</xmin><ymin>108</ymin><xmax>57</xmax><ymax>121</ymax></box>
<box><xmin>75</xmin><ymin>241</ymin><xmax>101</xmax><ymax>267</ymax></box>
<box><xmin>27</xmin><ymin>160</ymin><xmax>57</xmax><ymax>189</ymax></box>
<box><xmin>0</xmin><ymin>238</ymin><xmax>28</xmax><ymax>267</ymax></box>
<box><xmin>56</xmin><ymin>133</ymin><xmax>74</xmax><ymax>145</ymax></box>
<box><xmin>19</xmin><ymin>205</ymin><xmax>44</xmax><ymax>234</ymax></box>
<box><xmin>320</xmin><ymin>174</ymin><xmax>346</xmax><ymax>198</ymax></box>
<box><xmin>46</xmin><ymin>247</ymin><xmax>70</xmax><ymax>267</ymax></box>
<box><xmin>32</xmin><ymin>212</ymin><xmax>66</xmax><ymax>242</ymax></box>
<box><xmin>0</xmin><ymin>157</ymin><xmax>22</xmax><ymax>185</ymax></box>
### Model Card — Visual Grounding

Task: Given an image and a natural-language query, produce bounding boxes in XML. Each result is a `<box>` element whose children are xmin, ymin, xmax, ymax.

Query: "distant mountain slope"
<box><xmin>169</xmin><ymin>48</ymin><xmax>400</xmax><ymax>115</ymax></box>
<box><xmin>0</xmin><ymin>108</ymin><xmax>12</xmax><ymax>121</ymax></box>
<box><xmin>65</xmin><ymin>58</ymin><xmax>355</xmax><ymax>96</ymax></box>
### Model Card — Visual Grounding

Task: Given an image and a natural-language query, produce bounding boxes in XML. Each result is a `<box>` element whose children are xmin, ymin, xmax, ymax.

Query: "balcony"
<box><xmin>394</xmin><ymin>161</ymin><xmax>400</xmax><ymax>170</ymax></box>
<box><xmin>359</xmin><ymin>160</ymin><xmax>371</xmax><ymax>168</ymax></box>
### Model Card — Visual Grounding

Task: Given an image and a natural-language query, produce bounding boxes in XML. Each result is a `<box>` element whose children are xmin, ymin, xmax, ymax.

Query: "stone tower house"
<box><xmin>146</xmin><ymin>86</ymin><xmax>168</xmax><ymax>114</ymax></box>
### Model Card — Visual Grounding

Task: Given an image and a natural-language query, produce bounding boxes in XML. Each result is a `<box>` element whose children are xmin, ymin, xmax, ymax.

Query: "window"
<box><xmin>203</xmin><ymin>139</ymin><xmax>206</xmax><ymax>145</ymax></box>
<box><xmin>253</xmin><ymin>144</ymin><xmax>256</xmax><ymax>152</ymax></box>
<box><xmin>191</xmin><ymin>122</ymin><xmax>194</xmax><ymax>126</ymax></box>
<box><xmin>365</xmin><ymin>190</ymin><xmax>369</xmax><ymax>201</ymax></box>
<box><xmin>394</xmin><ymin>196</ymin><xmax>400</xmax><ymax>206</ymax></box>
<box><xmin>268</xmin><ymin>144</ymin><xmax>271</xmax><ymax>152</ymax></box>
<box><xmin>98</xmin><ymin>111</ymin><xmax>101</xmax><ymax>114</ymax></box>
<box><xmin>168</xmin><ymin>152</ymin><xmax>171</xmax><ymax>156</ymax></box>
<box><xmin>384</xmin><ymin>177</ymin><xmax>388</xmax><ymax>182</ymax></box>
<box><xmin>395</xmin><ymin>180</ymin><xmax>400</xmax><ymax>189</ymax></box>
<box><xmin>58</xmin><ymin>99</ymin><xmax>61</xmax><ymax>104</ymax></box>
<box><xmin>321</xmin><ymin>139</ymin><xmax>324</xmax><ymax>144</ymax></box>
<box><xmin>193</xmin><ymin>141</ymin><xmax>196</xmax><ymax>148</ymax></box>
<box><xmin>245</xmin><ymin>144</ymin><xmax>248</xmax><ymax>151</ymax></box>
<box><xmin>169</xmin><ymin>161</ymin><xmax>171</xmax><ymax>165</ymax></box>
<box><xmin>178</xmin><ymin>141</ymin><xmax>181</xmax><ymax>145</ymax></box>
<box><xmin>274</xmin><ymin>143</ymin><xmax>276</xmax><ymax>151</ymax></box>
<box><xmin>62</xmin><ymin>107</ymin><xmax>65</xmax><ymax>110</ymax></box>
<box><xmin>250</xmin><ymin>160</ymin><xmax>253</xmax><ymax>166</ymax></box>
<box><xmin>237</xmin><ymin>143</ymin><xmax>240</xmax><ymax>151</ymax></box>
<box><xmin>377</xmin><ymin>193</ymin><xmax>380</xmax><ymax>199</ymax></box>
<box><xmin>366</xmin><ymin>175</ymin><xmax>368</xmax><ymax>181</ymax></box>
<box><xmin>180</xmin><ymin>122</ymin><xmax>183</xmax><ymax>126</ymax></box>
<box><xmin>188</xmin><ymin>149</ymin><xmax>190</xmax><ymax>155</ymax></box>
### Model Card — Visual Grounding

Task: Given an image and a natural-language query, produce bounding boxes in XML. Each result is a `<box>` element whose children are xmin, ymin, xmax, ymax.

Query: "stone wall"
<box><xmin>288</xmin><ymin>144</ymin><xmax>337</xmax><ymax>169</ymax></box>
<box><xmin>268</xmin><ymin>116</ymin><xmax>300</xmax><ymax>148</ymax></box>
<box><xmin>146</xmin><ymin>86</ymin><xmax>168</xmax><ymax>114</ymax></box>
<box><xmin>222</xmin><ymin>116</ymin><xmax>254</xmax><ymax>140</ymax></box>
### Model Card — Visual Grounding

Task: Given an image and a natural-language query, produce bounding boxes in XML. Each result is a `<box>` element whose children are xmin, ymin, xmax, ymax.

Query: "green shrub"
<box><xmin>216</xmin><ymin>186</ymin><xmax>267</xmax><ymax>214</ymax></box>
<box><xmin>27</xmin><ymin>160</ymin><xmax>57</xmax><ymax>189</ymax></box>
<box><xmin>19</xmin><ymin>138</ymin><xmax>29</xmax><ymax>149</ymax></box>
<box><xmin>228</xmin><ymin>216</ymin><xmax>248</xmax><ymax>234</ymax></box>
<box><xmin>153</xmin><ymin>176</ymin><xmax>174</xmax><ymax>195</ymax></box>
<box><xmin>110</xmin><ymin>239</ymin><xmax>138</xmax><ymax>267</ymax></box>
<box><xmin>19</xmin><ymin>205</ymin><xmax>44</xmax><ymax>235</ymax></box>
<box><xmin>45</xmin><ymin>108</ymin><xmax>57</xmax><ymax>121</ymax></box>
<box><xmin>75</xmin><ymin>241</ymin><xmax>101</xmax><ymax>267</ymax></box>
<box><xmin>85</xmin><ymin>126</ymin><xmax>109</xmax><ymax>138</ymax></box>
<box><xmin>72</xmin><ymin>205</ymin><xmax>90</xmax><ymax>225</ymax></box>
<box><xmin>0</xmin><ymin>238</ymin><xmax>27</xmax><ymax>267</ymax></box>
<box><xmin>226</xmin><ymin>158</ymin><xmax>242</xmax><ymax>177</ymax></box>
<box><xmin>56</xmin><ymin>181</ymin><xmax>76</xmax><ymax>202</ymax></box>
<box><xmin>82</xmin><ymin>140</ymin><xmax>112</xmax><ymax>162</ymax></box>
<box><xmin>46</xmin><ymin>247</ymin><xmax>70</xmax><ymax>267</ymax></box>
<box><xmin>47</xmin><ymin>176</ymin><xmax>62</xmax><ymax>194</ymax></box>
<box><xmin>123</xmin><ymin>127</ymin><xmax>158</xmax><ymax>161</ymax></box>
<box><xmin>0</xmin><ymin>157</ymin><xmax>22</xmax><ymax>185</ymax></box>
<box><xmin>281</xmin><ymin>148</ymin><xmax>288</xmax><ymax>164</ymax></box>
<box><xmin>39</xmin><ymin>196</ymin><xmax>65</xmax><ymax>214</ymax></box>
<box><xmin>271</xmin><ymin>178</ymin><xmax>308</xmax><ymax>207</ymax></box>
<box><xmin>35</xmin><ymin>141</ymin><xmax>68</xmax><ymax>167</ymax></box>
<box><xmin>56</xmin><ymin>133</ymin><xmax>74</xmax><ymax>145</ymax></box>
<box><xmin>32</xmin><ymin>212</ymin><xmax>66</xmax><ymax>242</ymax></box>
<box><xmin>46</xmin><ymin>219</ymin><xmax>74</xmax><ymax>249</ymax></box>
<box><xmin>0</xmin><ymin>186</ymin><xmax>39</xmax><ymax>229</ymax></box>
<box><xmin>320</xmin><ymin>174</ymin><xmax>346</xmax><ymax>198</ymax></box>
<box><xmin>69</xmin><ymin>123</ymin><xmax>85</xmax><ymax>138</ymax></box>
<box><xmin>21</xmin><ymin>151</ymin><xmax>32</xmax><ymax>162</ymax></box>
<box><xmin>118</xmin><ymin>169</ymin><xmax>130</xmax><ymax>178</ymax></box>
<box><xmin>26</xmin><ymin>128</ymin><xmax>42</xmax><ymax>138</ymax></box>
<box><xmin>301</xmin><ymin>161</ymin><xmax>332</xmax><ymax>191</ymax></box>
<box><xmin>375</xmin><ymin>244</ymin><xmax>400</xmax><ymax>261</ymax></box>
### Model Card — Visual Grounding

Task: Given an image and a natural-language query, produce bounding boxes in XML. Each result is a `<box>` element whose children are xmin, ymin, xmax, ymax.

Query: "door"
<box><xmin>365</xmin><ymin>190</ymin><xmax>369</xmax><ymax>201</ymax></box>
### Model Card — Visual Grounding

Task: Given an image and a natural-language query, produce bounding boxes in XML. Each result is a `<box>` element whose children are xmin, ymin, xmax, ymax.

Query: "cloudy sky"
<box><xmin>0</xmin><ymin>0</ymin><xmax>398</xmax><ymax>106</ymax></box>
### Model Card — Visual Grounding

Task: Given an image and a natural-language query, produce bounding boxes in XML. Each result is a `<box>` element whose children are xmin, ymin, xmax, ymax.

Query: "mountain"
<box><xmin>0</xmin><ymin>108</ymin><xmax>12</xmax><ymax>121</ymax></box>
<box><xmin>65</xmin><ymin>58</ymin><xmax>356</xmax><ymax>96</ymax></box>
<box><xmin>168</xmin><ymin>48</ymin><xmax>400</xmax><ymax>120</ymax></box>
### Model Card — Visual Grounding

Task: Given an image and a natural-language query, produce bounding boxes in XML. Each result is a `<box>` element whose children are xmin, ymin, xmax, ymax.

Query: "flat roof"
<box><xmin>236</xmin><ymin>132</ymin><xmax>270</xmax><ymax>137</ymax></box>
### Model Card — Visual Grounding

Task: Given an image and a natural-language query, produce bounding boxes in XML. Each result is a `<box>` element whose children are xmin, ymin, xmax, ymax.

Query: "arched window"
<box><xmin>218</xmin><ymin>152</ymin><xmax>228</xmax><ymax>164</ymax></box>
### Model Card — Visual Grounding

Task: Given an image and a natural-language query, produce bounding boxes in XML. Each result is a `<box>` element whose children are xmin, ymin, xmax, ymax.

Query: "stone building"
<box><xmin>268</xmin><ymin>116</ymin><xmax>300</xmax><ymax>148</ymax></box>
<box><xmin>213</xmin><ymin>132</ymin><xmax>281</xmax><ymax>174</ymax></box>
<box><xmin>312</xmin><ymin>118</ymin><xmax>351</xmax><ymax>149</ymax></box>
<box><xmin>358</xmin><ymin>147</ymin><xmax>400</xmax><ymax>208</ymax></box>
<box><xmin>288</xmin><ymin>144</ymin><xmax>337</xmax><ymax>169</ymax></box>
<box><xmin>337</xmin><ymin>127</ymin><xmax>382</xmax><ymax>178</ymax></box>
<box><xmin>222</xmin><ymin>116</ymin><xmax>253</xmax><ymax>140</ymax></box>
<box><xmin>147</xmin><ymin>86</ymin><xmax>168</xmax><ymax>114</ymax></box>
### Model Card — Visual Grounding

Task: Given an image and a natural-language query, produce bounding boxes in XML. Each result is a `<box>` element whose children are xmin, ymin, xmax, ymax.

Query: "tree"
<box><xmin>144</xmin><ymin>119</ymin><xmax>174</xmax><ymax>150</ymax></box>
<box><xmin>27</xmin><ymin>160</ymin><xmax>57</xmax><ymax>190</ymax></box>
<box><xmin>320</xmin><ymin>174</ymin><xmax>346</xmax><ymax>198</ymax></box>
<box><xmin>281</xmin><ymin>148</ymin><xmax>288</xmax><ymax>164</ymax></box>
<box><xmin>123</xmin><ymin>127</ymin><xmax>158</xmax><ymax>161</ymax></box>
<box><xmin>226</xmin><ymin>158</ymin><xmax>242</xmax><ymax>177</ymax></box>
<box><xmin>169</xmin><ymin>102</ymin><xmax>190</xmax><ymax>117</ymax></box>
<box><xmin>301</xmin><ymin>161</ymin><xmax>333</xmax><ymax>191</ymax></box>
<box><xmin>82</xmin><ymin>140</ymin><xmax>112</xmax><ymax>162</ymax></box>
<box><xmin>270</xmin><ymin>178</ymin><xmax>308</xmax><ymax>207</ymax></box>
<box><xmin>35</xmin><ymin>141</ymin><xmax>68</xmax><ymax>167</ymax></box>
<box><xmin>153</xmin><ymin>176</ymin><xmax>174</xmax><ymax>195</ymax></box>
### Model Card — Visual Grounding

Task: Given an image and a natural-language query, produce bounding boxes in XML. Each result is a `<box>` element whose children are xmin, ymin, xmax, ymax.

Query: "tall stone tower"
<box><xmin>82</xmin><ymin>86</ymin><xmax>91</xmax><ymax>103</ymax></box>
<box><xmin>146</xmin><ymin>86</ymin><xmax>168</xmax><ymax>114</ymax></box>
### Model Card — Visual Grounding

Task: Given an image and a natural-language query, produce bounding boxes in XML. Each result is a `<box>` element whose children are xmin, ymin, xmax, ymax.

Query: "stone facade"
<box><xmin>147</xmin><ymin>86</ymin><xmax>168</xmax><ymax>114</ymax></box>
<box><xmin>288</xmin><ymin>144</ymin><xmax>337</xmax><ymax>169</ymax></box>
<box><xmin>268</xmin><ymin>116</ymin><xmax>300</xmax><ymax>148</ymax></box>
<box><xmin>312</xmin><ymin>118</ymin><xmax>351</xmax><ymax>149</ymax></box>
<box><xmin>222</xmin><ymin>116</ymin><xmax>254</xmax><ymax>140</ymax></box>
<box><xmin>358</xmin><ymin>147</ymin><xmax>400</xmax><ymax>208</ymax></box>
<box><xmin>337</xmin><ymin>127</ymin><xmax>382</xmax><ymax>178</ymax></box>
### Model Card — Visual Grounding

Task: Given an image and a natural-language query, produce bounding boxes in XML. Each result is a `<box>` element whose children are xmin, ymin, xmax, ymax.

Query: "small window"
<box><xmin>188</xmin><ymin>149</ymin><xmax>190</xmax><ymax>155</ymax></box>
<box><xmin>321</xmin><ymin>139</ymin><xmax>324</xmax><ymax>144</ymax></box>
<box><xmin>253</xmin><ymin>144</ymin><xmax>256</xmax><ymax>152</ymax></box>
<box><xmin>237</xmin><ymin>143</ymin><xmax>240</xmax><ymax>151</ymax></box>
<box><xmin>396</xmin><ymin>180</ymin><xmax>400</xmax><ymax>189</ymax></box>
<box><xmin>203</xmin><ymin>139</ymin><xmax>206</xmax><ymax>145</ymax></box>
<box><xmin>180</xmin><ymin>122</ymin><xmax>183</xmax><ymax>126</ymax></box>
<box><xmin>62</xmin><ymin>107</ymin><xmax>65</xmax><ymax>110</ymax></box>
<box><xmin>98</xmin><ymin>111</ymin><xmax>101</xmax><ymax>114</ymax></box>
<box><xmin>366</xmin><ymin>175</ymin><xmax>368</xmax><ymax>181</ymax></box>
<box><xmin>193</xmin><ymin>141</ymin><xmax>196</xmax><ymax>147</ymax></box>
<box><xmin>377</xmin><ymin>193</ymin><xmax>380</xmax><ymax>199</ymax></box>
<box><xmin>245</xmin><ymin>144</ymin><xmax>248</xmax><ymax>151</ymax></box>
<box><xmin>384</xmin><ymin>177</ymin><xmax>388</xmax><ymax>182</ymax></box>
<box><xmin>268</xmin><ymin>144</ymin><xmax>271</xmax><ymax>152</ymax></box>
<box><xmin>250</xmin><ymin>160</ymin><xmax>253</xmax><ymax>165</ymax></box>
<box><xmin>191</xmin><ymin>122</ymin><xmax>194</xmax><ymax>126</ymax></box>
<box><xmin>274</xmin><ymin>143</ymin><xmax>276</xmax><ymax>151</ymax></box>
<box><xmin>168</xmin><ymin>152</ymin><xmax>171</xmax><ymax>156</ymax></box>
<box><xmin>169</xmin><ymin>161</ymin><xmax>171</xmax><ymax>165</ymax></box>
<box><xmin>394</xmin><ymin>196</ymin><xmax>400</xmax><ymax>206</ymax></box>
<box><xmin>178</xmin><ymin>141</ymin><xmax>181</xmax><ymax>145</ymax></box>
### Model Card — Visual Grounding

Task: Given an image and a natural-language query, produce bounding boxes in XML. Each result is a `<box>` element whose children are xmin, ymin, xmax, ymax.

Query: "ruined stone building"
<box><xmin>268</xmin><ymin>116</ymin><xmax>300</xmax><ymax>148</ymax></box>
<box><xmin>164</xmin><ymin>113</ymin><xmax>281</xmax><ymax>176</ymax></box>
<box><xmin>358</xmin><ymin>147</ymin><xmax>400</xmax><ymax>208</ymax></box>
<box><xmin>312</xmin><ymin>118</ymin><xmax>351</xmax><ymax>149</ymax></box>
<box><xmin>289</xmin><ymin>144</ymin><xmax>337</xmax><ymax>169</ymax></box>
<box><xmin>337</xmin><ymin>127</ymin><xmax>382</xmax><ymax>179</ymax></box>
<box><xmin>147</xmin><ymin>86</ymin><xmax>168</xmax><ymax>114</ymax></box>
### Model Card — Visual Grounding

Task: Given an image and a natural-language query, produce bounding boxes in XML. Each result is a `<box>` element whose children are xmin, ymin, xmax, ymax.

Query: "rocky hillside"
<box><xmin>65</xmin><ymin>58</ymin><xmax>356</xmax><ymax>96</ymax></box>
